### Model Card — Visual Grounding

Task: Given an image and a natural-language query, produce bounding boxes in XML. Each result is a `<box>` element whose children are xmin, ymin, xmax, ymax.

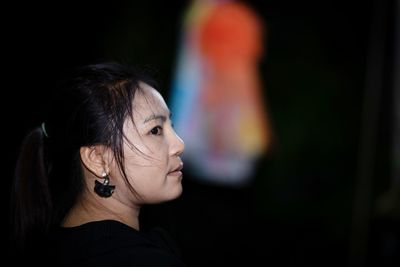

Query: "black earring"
<box><xmin>94</xmin><ymin>172</ymin><xmax>115</xmax><ymax>198</ymax></box>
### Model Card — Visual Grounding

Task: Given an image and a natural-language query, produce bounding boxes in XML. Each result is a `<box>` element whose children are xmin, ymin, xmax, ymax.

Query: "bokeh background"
<box><xmin>3</xmin><ymin>0</ymin><xmax>400</xmax><ymax>266</ymax></box>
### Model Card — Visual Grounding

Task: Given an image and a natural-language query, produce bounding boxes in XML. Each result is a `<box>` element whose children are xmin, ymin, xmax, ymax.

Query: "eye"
<box><xmin>150</xmin><ymin>126</ymin><xmax>163</xmax><ymax>135</ymax></box>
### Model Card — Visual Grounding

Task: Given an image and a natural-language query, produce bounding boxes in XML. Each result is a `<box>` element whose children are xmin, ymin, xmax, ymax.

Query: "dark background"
<box><xmin>3</xmin><ymin>0</ymin><xmax>400</xmax><ymax>266</ymax></box>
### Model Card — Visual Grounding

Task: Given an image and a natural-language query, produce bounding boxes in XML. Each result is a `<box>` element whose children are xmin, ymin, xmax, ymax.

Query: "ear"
<box><xmin>80</xmin><ymin>145</ymin><xmax>110</xmax><ymax>177</ymax></box>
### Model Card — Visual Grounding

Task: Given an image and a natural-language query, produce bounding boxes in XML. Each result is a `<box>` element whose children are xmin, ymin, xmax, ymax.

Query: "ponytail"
<box><xmin>10</xmin><ymin>127</ymin><xmax>52</xmax><ymax>251</ymax></box>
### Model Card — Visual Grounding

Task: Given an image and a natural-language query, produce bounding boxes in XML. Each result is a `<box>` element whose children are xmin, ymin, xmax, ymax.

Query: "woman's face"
<box><xmin>111</xmin><ymin>82</ymin><xmax>185</xmax><ymax>204</ymax></box>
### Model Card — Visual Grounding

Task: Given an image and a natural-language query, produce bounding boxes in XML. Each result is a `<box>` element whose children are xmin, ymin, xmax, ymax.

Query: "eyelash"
<box><xmin>150</xmin><ymin>126</ymin><xmax>163</xmax><ymax>135</ymax></box>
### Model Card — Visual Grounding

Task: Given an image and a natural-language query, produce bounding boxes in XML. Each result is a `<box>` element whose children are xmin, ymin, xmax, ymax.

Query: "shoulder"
<box><xmin>147</xmin><ymin>227</ymin><xmax>184</xmax><ymax>258</ymax></box>
<box><xmin>94</xmin><ymin>244</ymin><xmax>186</xmax><ymax>267</ymax></box>
<box><xmin>46</xmin><ymin>221</ymin><xmax>186</xmax><ymax>267</ymax></box>
<box><xmin>100</xmin><ymin>226</ymin><xmax>186</xmax><ymax>267</ymax></box>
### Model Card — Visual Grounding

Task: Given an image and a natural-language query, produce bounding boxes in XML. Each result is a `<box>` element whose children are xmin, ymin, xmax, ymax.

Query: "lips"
<box><xmin>169</xmin><ymin>162</ymin><xmax>183</xmax><ymax>174</ymax></box>
<box><xmin>171</xmin><ymin>162</ymin><xmax>183</xmax><ymax>172</ymax></box>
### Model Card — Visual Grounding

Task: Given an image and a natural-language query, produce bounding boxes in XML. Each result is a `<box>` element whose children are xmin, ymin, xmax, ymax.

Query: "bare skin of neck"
<box><xmin>62</xmin><ymin>191</ymin><xmax>141</xmax><ymax>230</ymax></box>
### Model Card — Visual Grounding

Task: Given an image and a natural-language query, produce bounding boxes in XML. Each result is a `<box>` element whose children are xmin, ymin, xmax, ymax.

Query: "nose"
<box><xmin>169</xmin><ymin>130</ymin><xmax>185</xmax><ymax>157</ymax></box>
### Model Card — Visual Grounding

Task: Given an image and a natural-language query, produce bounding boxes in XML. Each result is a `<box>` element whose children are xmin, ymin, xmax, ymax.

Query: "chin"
<box><xmin>165</xmin><ymin>184</ymin><xmax>183</xmax><ymax>202</ymax></box>
<box><xmin>171</xmin><ymin>184</ymin><xmax>183</xmax><ymax>199</ymax></box>
<box><xmin>145</xmin><ymin>184</ymin><xmax>183</xmax><ymax>204</ymax></box>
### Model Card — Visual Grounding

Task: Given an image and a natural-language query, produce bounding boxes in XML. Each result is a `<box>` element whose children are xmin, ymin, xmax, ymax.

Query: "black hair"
<box><xmin>10</xmin><ymin>62</ymin><xmax>158</xmax><ymax>252</ymax></box>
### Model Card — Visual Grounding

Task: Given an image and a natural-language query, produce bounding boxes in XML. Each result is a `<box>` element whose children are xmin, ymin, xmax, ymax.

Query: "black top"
<box><xmin>45</xmin><ymin>220</ymin><xmax>186</xmax><ymax>267</ymax></box>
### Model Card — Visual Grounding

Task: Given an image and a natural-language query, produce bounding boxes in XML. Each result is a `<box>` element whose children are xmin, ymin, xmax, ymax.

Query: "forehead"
<box><xmin>133</xmin><ymin>82</ymin><xmax>169</xmax><ymax>118</ymax></box>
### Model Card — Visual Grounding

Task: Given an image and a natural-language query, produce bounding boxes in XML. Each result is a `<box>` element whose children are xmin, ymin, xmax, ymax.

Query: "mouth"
<box><xmin>168</xmin><ymin>162</ymin><xmax>183</xmax><ymax>176</ymax></box>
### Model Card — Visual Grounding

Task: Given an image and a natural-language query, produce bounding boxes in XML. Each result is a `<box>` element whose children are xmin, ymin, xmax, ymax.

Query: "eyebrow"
<box><xmin>143</xmin><ymin>112</ymin><xmax>172</xmax><ymax>124</ymax></box>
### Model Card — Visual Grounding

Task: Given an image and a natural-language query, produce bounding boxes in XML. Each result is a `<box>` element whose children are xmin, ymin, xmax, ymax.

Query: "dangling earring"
<box><xmin>94</xmin><ymin>171</ymin><xmax>115</xmax><ymax>198</ymax></box>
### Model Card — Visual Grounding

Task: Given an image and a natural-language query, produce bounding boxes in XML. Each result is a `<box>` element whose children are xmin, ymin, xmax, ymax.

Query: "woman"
<box><xmin>10</xmin><ymin>62</ymin><xmax>186</xmax><ymax>266</ymax></box>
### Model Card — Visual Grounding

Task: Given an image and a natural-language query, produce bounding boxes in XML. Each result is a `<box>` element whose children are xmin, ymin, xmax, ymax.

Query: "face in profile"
<box><xmin>110</xmin><ymin>82</ymin><xmax>185</xmax><ymax>204</ymax></box>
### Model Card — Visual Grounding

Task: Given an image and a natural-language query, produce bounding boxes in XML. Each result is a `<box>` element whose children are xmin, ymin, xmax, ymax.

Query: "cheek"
<box><xmin>122</xmin><ymin>137</ymin><xmax>169</xmax><ymax>175</ymax></box>
<box><xmin>123</xmin><ymin>158</ymin><xmax>168</xmax><ymax>195</ymax></box>
<box><xmin>139</xmin><ymin>140</ymin><xmax>169</xmax><ymax>162</ymax></box>
<box><xmin>127</xmin><ymin>136</ymin><xmax>161</xmax><ymax>157</ymax></box>
<box><xmin>123</xmin><ymin>152</ymin><xmax>166</xmax><ymax>177</ymax></box>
